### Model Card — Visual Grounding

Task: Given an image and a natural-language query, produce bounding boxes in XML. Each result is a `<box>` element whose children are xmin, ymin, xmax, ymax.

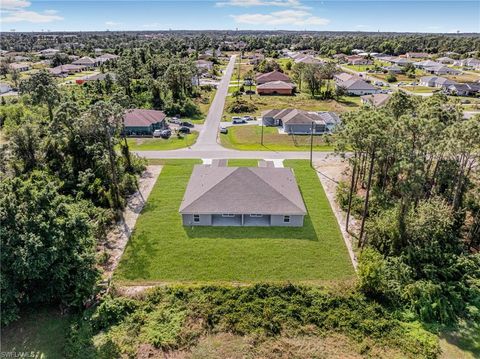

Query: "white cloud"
<box><xmin>0</xmin><ymin>0</ymin><xmax>62</xmax><ymax>23</ymax></box>
<box><xmin>231</xmin><ymin>9</ymin><xmax>329</xmax><ymax>27</ymax></box>
<box><xmin>105</xmin><ymin>21</ymin><xmax>122</xmax><ymax>27</ymax></box>
<box><xmin>216</xmin><ymin>0</ymin><xmax>309</xmax><ymax>10</ymax></box>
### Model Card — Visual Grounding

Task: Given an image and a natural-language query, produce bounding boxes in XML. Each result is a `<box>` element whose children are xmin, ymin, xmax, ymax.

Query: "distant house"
<box><xmin>406</xmin><ymin>52</ymin><xmax>430</xmax><ymax>59</ymax></box>
<box><xmin>262</xmin><ymin>108</ymin><xmax>340</xmax><ymax>134</ymax></box>
<box><xmin>123</xmin><ymin>109</ymin><xmax>167</xmax><ymax>136</ymax></box>
<box><xmin>437</xmin><ymin>57</ymin><xmax>454</xmax><ymax>64</ymax></box>
<box><xmin>38</xmin><ymin>48</ymin><xmax>60</xmax><ymax>57</ymax></box>
<box><xmin>423</xmin><ymin>65</ymin><xmax>461</xmax><ymax>76</ymax></box>
<box><xmin>195</xmin><ymin>60</ymin><xmax>213</xmax><ymax>72</ymax></box>
<box><xmin>80</xmin><ymin>73</ymin><xmax>116</xmax><ymax>82</ymax></box>
<box><xmin>333</xmin><ymin>72</ymin><xmax>356</xmax><ymax>83</ymax></box>
<box><xmin>382</xmin><ymin>65</ymin><xmax>404</xmax><ymax>74</ymax></box>
<box><xmin>414</xmin><ymin>60</ymin><xmax>442</xmax><ymax>69</ymax></box>
<box><xmin>179</xmin><ymin>165</ymin><xmax>307</xmax><ymax>227</ymax></box>
<box><xmin>257</xmin><ymin>81</ymin><xmax>295</xmax><ymax>95</ymax></box>
<box><xmin>336</xmin><ymin>77</ymin><xmax>379</xmax><ymax>95</ymax></box>
<box><xmin>346</xmin><ymin>55</ymin><xmax>372</xmax><ymax>65</ymax></box>
<box><xmin>9</xmin><ymin>63</ymin><xmax>30</xmax><ymax>72</ymax></box>
<box><xmin>294</xmin><ymin>55</ymin><xmax>323</xmax><ymax>65</ymax></box>
<box><xmin>391</xmin><ymin>58</ymin><xmax>412</xmax><ymax>67</ymax></box>
<box><xmin>333</xmin><ymin>53</ymin><xmax>347</xmax><ymax>62</ymax></box>
<box><xmin>72</xmin><ymin>56</ymin><xmax>98</xmax><ymax>67</ymax></box>
<box><xmin>419</xmin><ymin>76</ymin><xmax>456</xmax><ymax>88</ymax></box>
<box><xmin>48</xmin><ymin>64</ymin><xmax>86</xmax><ymax>76</ymax></box>
<box><xmin>453</xmin><ymin>58</ymin><xmax>480</xmax><ymax>68</ymax></box>
<box><xmin>360</xmin><ymin>93</ymin><xmax>391</xmax><ymax>107</ymax></box>
<box><xmin>249</xmin><ymin>53</ymin><xmax>265</xmax><ymax>65</ymax></box>
<box><xmin>256</xmin><ymin>70</ymin><xmax>291</xmax><ymax>85</ymax></box>
<box><xmin>442</xmin><ymin>82</ymin><xmax>480</xmax><ymax>96</ymax></box>
<box><xmin>95</xmin><ymin>53</ymin><xmax>120</xmax><ymax>64</ymax></box>
<box><xmin>0</xmin><ymin>83</ymin><xmax>12</xmax><ymax>94</ymax></box>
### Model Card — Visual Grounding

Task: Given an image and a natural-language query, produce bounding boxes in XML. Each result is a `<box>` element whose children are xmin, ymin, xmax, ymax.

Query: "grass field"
<box><xmin>126</xmin><ymin>131</ymin><xmax>198</xmax><ymax>150</ymax></box>
<box><xmin>115</xmin><ymin>159</ymin><xmax>354</xmax><ymax>284</ymax></box>
<box><xmin>220</xmin><ymin>125</ymin><xmax>334</xmax><ymax>151</ymax></box>
<box><xmin>402</xmin><ymin>86</ymin><xmax>436</xmax><ymax>93</ymax></box>
<box><xmin>2</xmin><ymin>306</ymin><xmax>71</xmax><ymax>358</ymax></box>
<box><xmin>224</xmin><ymin>93</ymin><xmax>360</xmax><ymax>119</ymax></box>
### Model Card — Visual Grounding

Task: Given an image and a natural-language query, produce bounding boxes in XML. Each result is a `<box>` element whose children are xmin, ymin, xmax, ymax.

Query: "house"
<box><xmin>406</xmin><ymin>52</ymin><xmax>429</xmax><ymax>59</ymax></box>
<box><xmin>346</xmin><ymin>55</ymin><xmax>372</xmax><ymax>65</ymax></box>
<box><xmin>256</xmin><ymin>70</ymin><xmax>291</xmax><ymax>85</ymax></box>
<box><xmin>442</xmin><ymin>82</ymin><xmax>480</xmax><ymax>96</ymax></box>
<box><xmin>257</xmin><ymin>81</ymin><xmax>295</xmax><ymax>95</ymax></box>
<box><xmin>95</xmin><ymin>53</ymin><xmax>120</xmax><ymax>64</ymax></box>
<box><xmin>0</xmin><ymin>83</ymin><xmax>12</xmax><ymax>94</ymax></box>
<box><xmin>48</xmin><ymin>64</ymin><xmax>86</xmax><ymax>76</ymax></box>
<box><xmin>453</xmin><ymin>58</ymin><xmax>480</xmax><ymax>68</ymax></box>
<box><xmin>38</xmin><ymin>48</ymin><xmax>60</xmax><ymax>57</ymax></box>
<box><xmin>437</xmin><ymin>57</ymin><xmax>454</xmax><ymax>64</ymax></box>
<box><xmin>391</xmin><ymin>58</ymin><xmax>412</xmax><ymax>67</ymax></box>
<box><xmin>333</xmin><ymin>72</ymin><xmax>356</xmax><ymax>83</ymax></box>
<box><xmin>179</xmin><ymin>165</ymin><xmax>307</xmax><ymax>227</ymax></box>
<box><xmin>360</xmin><ymin>93</ymin><xmax>391</xmax><ymax>107</ymax></box>
<box><xmin>294</xmin><ymin>55</ymin><xmax>323</xmax><ymax>65</ymax></box>
<box><xmin>419</xmin><ymin>76</ymin><xmax>456</xmax><ymax>88</ymax></box>
<box><xmin>336</xmin><ymin>77</ymin><xmax>379</xmax><ymax>95</ymax></box>
<box><xmin>423</xmin><ymin>65</ymin><xmax>461</xmax><ymax>76</ymax></box>
<box><xmin>262</xmin><ymin>108</ymin><xmax>340</xmax><ymax>134</ymax></box>
<box><xmin>332</xmin><ymin>53</ymin><xmax>347</xmax><ymax>62</ymax></box>
<box><xmin>414</xmin><ymin>60</ymin><xmax>442</xmax><ymax>69</ymax></box>
<box><xmin>382</xmin><ymin>65</ymin><xmax>404</xmax><ymax>74</ymax></box>
<box><xmin>195</xmin><ymin>60</ymin><xmax>213</xmax><ymax>72</ymax></box>
<box><xmin>123</xmin><ymin>109</ymin><xmax>167</xmax><ymax>135</ymax></box>
<box><xmin>72</xmin><ymin>56</ymin><xmax>98</xmax><ymax>67</ymax></box>
<box><xmin>9</xmin><ymin>63</ymin><xmax>30</xmax><ymax>72</ymax></box>
<box><xmin>249</xmin><ymin>53</ymin><xmax>265</xmax><ymax>65</ymax></box>
<box><xmin>79</xmin><ymin>73</ymin><xmax>116</xmax><ymax>82</ymax></box>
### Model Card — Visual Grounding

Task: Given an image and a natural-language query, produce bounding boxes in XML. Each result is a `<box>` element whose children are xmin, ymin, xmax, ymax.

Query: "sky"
<box><xmin>0</xmin><ymin>0</ymin><xmax>479</xmax><ymax>33</ymax></box>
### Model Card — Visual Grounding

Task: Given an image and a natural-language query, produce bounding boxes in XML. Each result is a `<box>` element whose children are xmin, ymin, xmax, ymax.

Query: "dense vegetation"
<box><xmin>335</xmin><ymin>92</ymin><xmax>480</xmax><ymax>325</ymax></box>
<box><xmin>65</xmin><ymin>284</ymin><xmax>439</xmax><ymax>358</ymax></box>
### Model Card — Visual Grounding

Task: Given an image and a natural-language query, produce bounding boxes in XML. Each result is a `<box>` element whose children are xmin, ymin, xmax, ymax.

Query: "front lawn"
<box><xmin>115</xmin><ymin>159</ymin><xmax>354</xmax><ymax>283</ymax></box>
<box><xmin>220</xmin><ymin>125</ymin><xmax>334</xmax><ymax>151</ymax></box>
<box><xmin>402</xmin><ymin>86</ymin><xmax>435</xmax><ymax>93</ymax></box>
<box><xmin>126</xmin><ymin>131</ymin><xmax>198</xmax><ymax>150</ymax></box>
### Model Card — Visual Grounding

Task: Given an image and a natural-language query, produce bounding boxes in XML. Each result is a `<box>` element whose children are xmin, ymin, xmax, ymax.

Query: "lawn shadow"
<box><xmin>440</xmin><ymin>321</ymin><xmax>480</xmax><ymax>358</ymax></box>
<box><xmin>184</xmin><ymin>214</ymin><xmax>318</xmax><ymax>241</ymax></box>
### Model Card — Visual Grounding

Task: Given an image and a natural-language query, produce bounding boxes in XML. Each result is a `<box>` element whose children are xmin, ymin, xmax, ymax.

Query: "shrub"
<box><xmin>226</xmin><ymin>100</ymin><xmax>258</xmax><ymax>114</ymax></box>
<box><xmin>386</xmin><ymin>74</ymin><xmax>397</xmax><ymax>83</ymax></box>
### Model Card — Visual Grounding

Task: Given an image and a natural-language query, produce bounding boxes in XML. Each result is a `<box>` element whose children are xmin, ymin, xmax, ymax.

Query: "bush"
<box><xmin>386</xmin><ymin>74</ymin><xmax>397</xmax><ymax>83</ymax></box>
<box><xmin>226</xmin><ymin>100</ymin><xmax>258</xmax><ymax>114</ymax></box>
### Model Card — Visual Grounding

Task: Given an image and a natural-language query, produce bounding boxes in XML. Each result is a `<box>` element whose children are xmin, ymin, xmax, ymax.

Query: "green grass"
<box><xmin>227</xmin><ymin>159</ymin><xmax>260</xmax><ymax>167</ymax></box>
<box><xmin>402</xmin><ymin>86</ymin><xmax>435</xmax><ymax>93</ymax></box>
<box><xmin>439</xmin><ymin>321</ymin><xmax>480</xmax><ymax>359</ymax></box>
<box><xmin>1</xmin><ymin>306</ymin><xmax>71</xmax><ymax>358</ymax></box>
<box><xmin>126</xmin><ymin>132</ymin><xmax>198</xmax><ymax>150</ymax></box>
<box><xmin>220</xmin><ymin>125</ymin><xmax>334</xmax><ymax>151</ymax></box>
<box><xmin>115</xmin><ymin>159</ymin><xmax>354</xmax><ymax>284</ymax></box>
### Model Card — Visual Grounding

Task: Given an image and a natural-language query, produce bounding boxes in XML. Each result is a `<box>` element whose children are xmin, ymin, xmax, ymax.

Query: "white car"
<box><xmin>232</xmin><ymin>117</ymin><xmax>246</xmax><ymax>124</ymax></box>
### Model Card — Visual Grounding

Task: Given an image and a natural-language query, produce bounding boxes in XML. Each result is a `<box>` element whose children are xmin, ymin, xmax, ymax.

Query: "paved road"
<box><xmin>193</xmin><ymin>55</ymin><xmax>237</xmax><ymax>151</ymax></box>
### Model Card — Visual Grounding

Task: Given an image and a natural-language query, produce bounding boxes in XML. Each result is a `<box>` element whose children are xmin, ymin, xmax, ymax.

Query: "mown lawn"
<box><xmin>2</xmin><ymin>306</ymin><xmax>71</xmax><ymax>358</ymax></box>
<box><xmin>115</xmin><ymin>159</ymin><xmax>354</xmax><ymax>283</ymax></box>
<box><xmin>220</xmin><ymin>125</ymin><xmax>334</xmax><ymax>151</ymax></box>
<box><xmin>224</xmin><ymin>93</ymin><xmax>360</xmax><ymax>119</ymax></box>
<box><xmin>126</xmin><ymin>132</ymin><xmax>198</xmax><ymax>150</ymax></box>
<box><xmin>401</xmin><ymin>86</ymin><xmax>435</xmax><ymax>93</ymax></box>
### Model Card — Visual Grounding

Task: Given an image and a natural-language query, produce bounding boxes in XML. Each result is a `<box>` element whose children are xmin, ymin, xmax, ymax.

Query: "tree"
<box><xmin>303</xmin><ymin>64</ymin><xmax>322</xmax><ymax>97</ymax></box>
<box><xmin>20</xmin><ymin>71</ymin><xmax>60</xmax><ymax>122</ymax></box>
<box><xmin>10</xmin><ymin>69</ymin><xmax>19</xmax><ymax>88</ymax></box>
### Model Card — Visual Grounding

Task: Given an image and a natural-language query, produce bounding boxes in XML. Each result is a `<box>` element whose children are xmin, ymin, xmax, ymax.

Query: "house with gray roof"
<box><xmin>361</xmin><ymin>93</ymin><xmax>391</xmax><ymax>107</ymax></box>
<box><xmin>423</xmin><ymin>65</ymin><xmax>461</xmax><ymax>76</ymax></box>
<box><xmin>419</xmin><ymin>76</ymin><xmax>456</xmax><ymax>88</ymax></box>
<box><xmin>262</xmin><ymin>108</ymin><xmax>340</xmax><ymax>134</ymax></box>
<box><xmin>336</xmin><ymin>77</ymin><xmax>379</xmax><ymax>95</ymax></box>
<box><xmin>123</xmin><ymin>108</ymin><xmax>167</xmax><ymax>135</ymax></box>
<box><xmin>179</xmin><ymin>165</ymin><xmax>307</xmax><ymax>227</ymax></box>
<box><xmin>72</xmin><ymin>56</ymin><xmax>99</xmax><ymax>67</ymax></box>
<box><xmin>382</xmin><ymin>65</ymin><xmax>403</xmax><ymax>74</ymax></box>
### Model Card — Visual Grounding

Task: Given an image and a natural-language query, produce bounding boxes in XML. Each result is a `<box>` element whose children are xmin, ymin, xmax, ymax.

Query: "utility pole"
<box><xmin>309</xmin><ymin>121</ymin><xmax>314</xmax><ymax>168</ymax></box>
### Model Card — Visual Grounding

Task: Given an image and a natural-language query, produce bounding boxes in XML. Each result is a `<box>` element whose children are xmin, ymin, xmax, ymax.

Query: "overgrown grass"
<box><xmin>2</xmin><ymin>306</ymin><xmax>71</xmax><ymax>358</ymax></box>
<box><xmin>220</xmin><ymin>125</ymin><xmax>335</xmax><ymax>151</ymax></box>
<box><xmin>115</xmin><ymin>159</ymin><xmax>354</xmax><ymax>283</ymax></box>
<box><xmin>126</xmin><ymin>132</ymin><xmax>198</xmax><ymax>151</ymax></box>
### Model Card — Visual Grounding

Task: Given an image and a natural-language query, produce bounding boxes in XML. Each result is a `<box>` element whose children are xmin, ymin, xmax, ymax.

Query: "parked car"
<box><xmin>220</xmin><ymin>127</ymin><xmax>228</xmax><ymax>134</ymax></box>
<box><xmin>232</xmin><ymin>117</ymin><xmax>246</xmax><ymax>124</ymax></box>
<box><xmin>169</xmin><ymin>118</ymin><xmax>181</xmax><ymax>124</ymax></box>
<box><xmin>153</xmin><ymin>129</ymin><xmax>163</xmax><ymax>138</ymax></box>
<box><xmin>160</xmin><ymin>129</ymin><xmax>172</xmax><ymax>138</ymax></box>
<box><xmin>181</xmin><ymin>121</ymin><xmax>194</xmax><ymax>128</ymax></box>
<box><xmin>178</xmin><ymin>126</ymin><xmax>191</xmax><ymax>134</ymax></box>
<box><xmin>242</xmin><ymin>116</ymin><xmax>253</xmax><ymax>121</ymax></box>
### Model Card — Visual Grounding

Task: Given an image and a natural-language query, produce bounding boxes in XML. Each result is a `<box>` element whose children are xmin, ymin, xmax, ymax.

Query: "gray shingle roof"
<box><xmin>123</xmin><ymin>109</ymin><xmax>166</xmax><ymax>127</ymax></box>
<box><xmin>179</xmin><ymin>165</ymin><xmax>307</xmax><ymax>215</ymax></box>
<box><xmin>340</xmin><ymin>78</ymin><xmax>377</xmax><ymax>90</ymax></box>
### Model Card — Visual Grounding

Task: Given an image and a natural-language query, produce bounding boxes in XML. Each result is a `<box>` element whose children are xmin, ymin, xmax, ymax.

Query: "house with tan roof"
<box><xmin>179</xmin><ymin>164</ymin><xmax>307</xmax><ymax>227</ymax></box>
<box><xmin>257</xmin><ymin>81</ymin><xmax>295</xmax><ymax>95</ymax></box>
<box><xmin>361</xmin><ymin>93</ymin><xmax>391</xmax><ymax>107</ymax></box>
<box><xmin>256</xmin><ymin>70</ymin><xmax>291</xmax><ymax>85</ymax></box>
<box><xmin>123</xmin><ymin>109</ymin><xmax>167</xmax><ymax>135</ymax></box>
<box><xmin>336</xmin><ymin>77</ymin><xmax>379</xmax><ymax>95</ymax></box>
<box><xmin>72</xmin><ymin>56</ymin><xmax>99</xmax><ymax>67</ymax></box>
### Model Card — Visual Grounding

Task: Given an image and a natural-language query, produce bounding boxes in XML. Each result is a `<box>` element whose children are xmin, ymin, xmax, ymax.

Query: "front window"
<box><xmin>193</xmin><ymin>214</ymin><xmax>200</xmax><ymax>222</ymax></box>
<box><xmin>284</xmin><ymin>215</ymin><xmax>290</xmax><ymax>223</ymax></box>
<box><xmin>250</xmin><ymin>214</ymin><xmax>263</xmax><ymax>217</ymax></box>
<box><xmin>222</xmin><ymin>214</ymin><xmax>235</xmax><ymax>217</ymax></box>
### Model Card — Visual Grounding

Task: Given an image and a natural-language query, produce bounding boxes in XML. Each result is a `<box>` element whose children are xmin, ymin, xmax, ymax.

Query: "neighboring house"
<box><xmin>249</xmin><ymin>53</ymin><xmax>265</xmax><ymax>65</ymax></box>
<box><xmin>257</xmin><ymin>81</ymin><xmax>295</xmax><ymax>95</ymax></box>
<box><xmin>391</xmin><ymin>57</ymin><xmax>412</xmax><ymax>66</ymax></box>
<box><xmin>419</xmin><ymin>76</ymin><xmax>456</xmax><ymax>88</ymax></box>
<box><xmin>336</xmin><ymin>77</ymin><xmax>379</xmax><ymax>95</ymax></box>
<box><xmin>414</xmin><ymin>60</ymin><xmax>442</xmax><ymax>69</ymax></box>
<box><xmin>72</xmin><ymin>56</ymin><xmax>98</xmax><ymax>67</ymax></box>
<box><xmin>195</xmin><ymin>60</ymin><xmax>213</xmax><ymax>72</ymax></box>
<box><xmin>38</xmin><ymin>48</ymin><xmax>60</xmax><ymax>57</ymax></box>
<box><xmin>360</xmin><ymin>93</ymin><xmax>391</xmax><ymax>107</ymax></box>
<box><xmin>442</xmin><ymin>82</ymin><xmax>480</xmax><ymax>96</ymax></box>
<box><xmin>9</xmin><ymin>63</ymin><xmax>30</xmax><ymax>72</ymax></box>
<box><xmin>123</xmin><ymin>108</ymin><xmax>167</xmax><ymax>135</ymax></box>
<box><xmin>453</xmin><ymin>58</ymin><xmax>480</xmax><ymax>68</ymax></box>
<box><xmin>81</xmin><ymin>73</ymin><xmax>116</xmax><ymax>82</ymax></box>
<box><xmin>346</xmin><ymin>55</ymin><xmax>372</xmax><ymax>65</ymax></box>
<box><xmin>406</xmin><ymin>52</ymin><xmax>430</xmax><ymax>59</ymax></box>
<box><xmin>48</xmin><ymin>64</ymin><xmax>86</xmax><ymax>76</ymax></box>
<box><xmin>332</xmin><ymin>53</ymin><xmax>347</xmax><ymax>62</ymax></box>
<box><xmin>256</xmin><ymin>70</ymin><xmax>291</xmax><ymax>85</ymax></box>
<box><xmin>423</xmin><ymin>65</ymin><xmax>461</xmax><ymax>76</ymax></box>
<box><xmin>179</xmin><ymin>165</ymin><xmax>307</xmax><ymax>227</ymax></box>
<box><xmin>437</xmin><ymin>57</ymin><xmax>454</xmax><ymax>64</ymax></box>
<box><xmin>333</xmin><ymin>72</ymin><xmax>355</xmax><ymax>83</ymax></box>
<box><xmin>294</xmin><ymin>55</ymin><xmax>323</xmax><ymax>65</ymax></box>
<box><xmin>382</xmin><ymin>65</ymin><xmax>404</xmax><ymax>74</ymax></box>
<box><xmin>262</xmin><ymin>108</ymin><xmax>340</xmax><ymax>134</ymax></box>
<box><xmin>0</xmin><ymin>83</ymin><xmax>12</xmax><ymax>94</ymax></box>
<box><xmin>95</xmin><ymin>53</ymin><xmax>120</xmax><ymax>64</ymax></box>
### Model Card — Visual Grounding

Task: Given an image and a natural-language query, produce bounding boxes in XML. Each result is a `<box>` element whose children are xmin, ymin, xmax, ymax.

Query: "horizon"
<box><xmin>0</xmin><ymin>0</ymin><xmax>478</xmax><ymax>33</ymax></box>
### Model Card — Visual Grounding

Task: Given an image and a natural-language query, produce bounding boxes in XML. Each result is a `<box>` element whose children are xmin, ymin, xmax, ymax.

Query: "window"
<box><xmin>193</xmin><ymin>214</ymin><xmax>200</xmax><ymax>222</ymax></box>
<box><xmin>283</xmin><ymin>215</ymin><xmax>290</xmax><ymax>223</ymax></box>
<box><xmin>222</xmin><ymin>214</ymin><xmax>235</xmax><ymax>217</ymax></box>
<box><xmin>250</xmin><ymin>214</ymin><xmax>263</xmax><ymax>217</ymax></box>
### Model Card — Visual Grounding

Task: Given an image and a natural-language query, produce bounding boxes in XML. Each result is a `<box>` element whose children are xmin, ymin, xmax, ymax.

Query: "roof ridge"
<box><xmin>246</xmin><ymin>167</ymin><xmax>306</xmax><ymax>213</ymax></box>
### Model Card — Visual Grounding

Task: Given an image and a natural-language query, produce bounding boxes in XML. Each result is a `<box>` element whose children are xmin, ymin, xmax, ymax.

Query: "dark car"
<box><xmin>178</xmin><ymin>126</ymin><xmax>191</xmax><ymax>134</ymax></box>
<box><xmin>160</xmin><ymin>129</ymin><xmax>172</xmax><ymax>138</ymax></box>
<box><xmin>181</xmin><ymin>121</ymin><xmax>194</xmax><ymax>128</ymax></box>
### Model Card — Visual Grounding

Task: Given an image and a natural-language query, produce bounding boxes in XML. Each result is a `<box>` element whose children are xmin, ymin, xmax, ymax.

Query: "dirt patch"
<box><xmin>100</xmin><ymin>165</ymin><xmax>162</xmax><ymax>280</ymax></box>
<box><xmin>313</xmin><ymin>158</ymin><xmax>359</xmax><ymax>270</ymax></box>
